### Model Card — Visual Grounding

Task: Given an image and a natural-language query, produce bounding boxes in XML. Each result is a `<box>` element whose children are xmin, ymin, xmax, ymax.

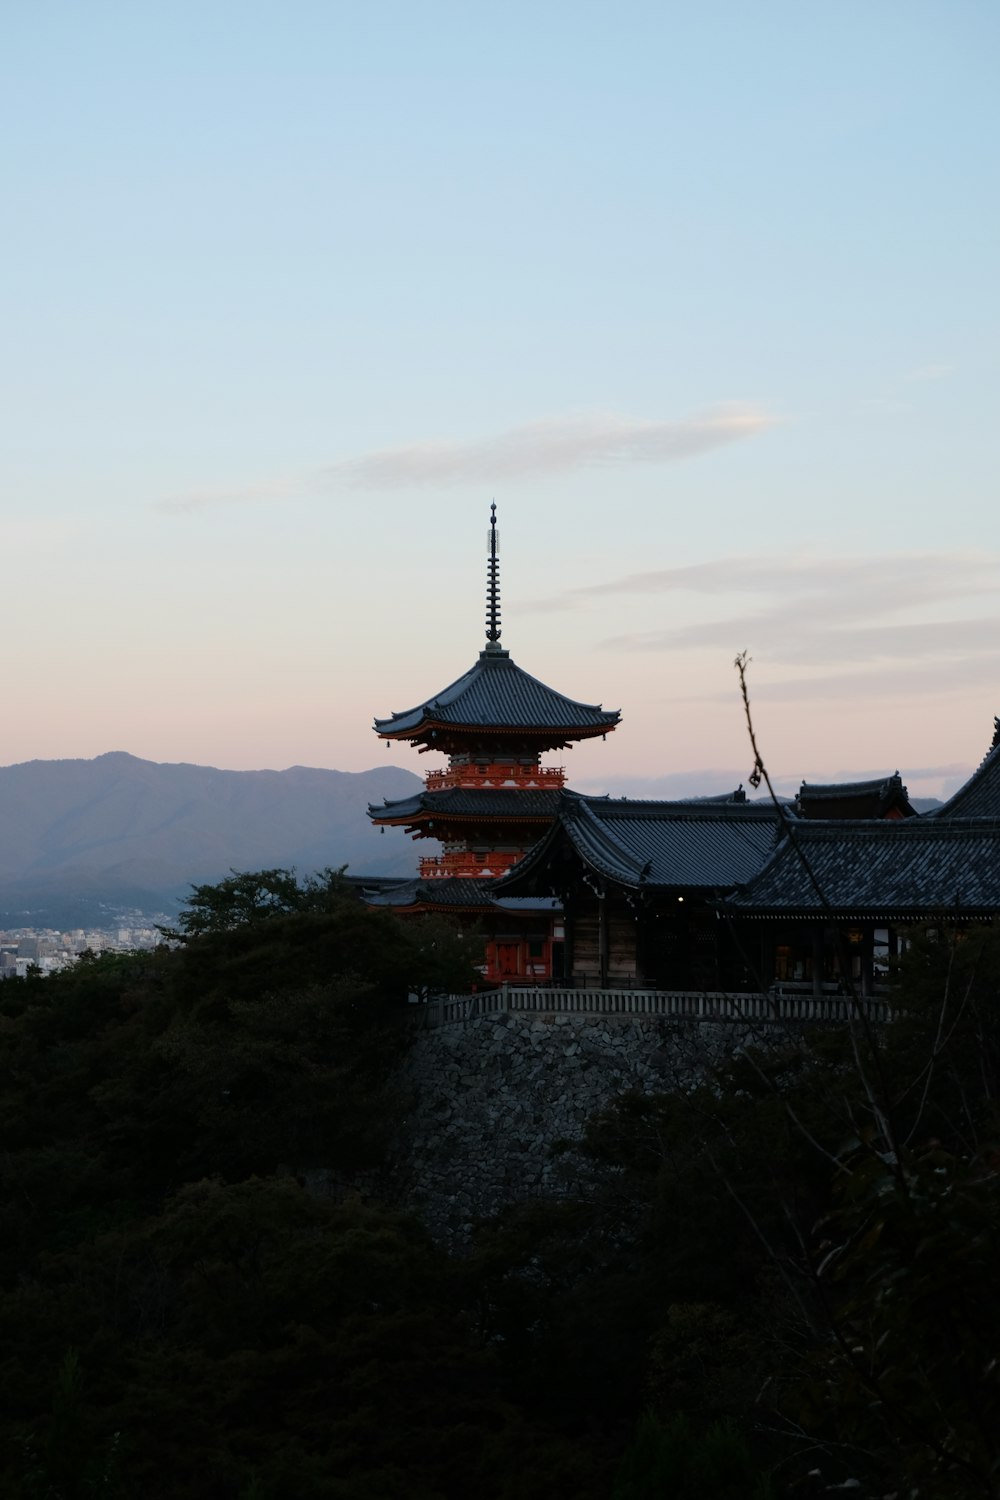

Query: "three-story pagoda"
<box><xmin>367</xmin><ymin>505</ymin><xmax>620</xmax><ymax>981</ymax></box>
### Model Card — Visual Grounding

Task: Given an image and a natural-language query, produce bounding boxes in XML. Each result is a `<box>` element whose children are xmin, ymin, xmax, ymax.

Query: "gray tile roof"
<box><xmin>492</xmin><ymin>896</ymin><xmax>562</xmax><ymax>912</ymax></box>
<box><xmin>499</xmin><ymin>791</ymin><xmax>782</xmax><ymax>894</ymax></box>
<box><xmin>362</xmin><ymin>876</ymin><xmax>559</xmax><ymax>914</ymax></box>
<box><xmin>373</xmin><ymin>647</ymin><xmax>620</xmax><ymax>739</ymax></box>
<box><xmin>728</xmin><ymin>818</ymin><xmax>1000</xmax><ymax>917</ymax></box>
<box><xmin>799</xmin><ymin>777</ymin><xmax>899</xmax><ymax>800</ymax></box>
<box><xmin>796</xmin><ymin>772</ymin><xmax>915</xmax><ymax>818</ymax></box>
<box><xmin>368</xmin><ymin>789</ymin><xmax>562</xmax><ymax>823</ymax></box>
<box><xmin>931</xmin><ymin>737</ymin><xmax>1000</xmax><ymax>820</ymax></box>
<box><xmin>363</xmin><ymin>877</ymin><xmax>495</xmax><ymax>911</ymax></box>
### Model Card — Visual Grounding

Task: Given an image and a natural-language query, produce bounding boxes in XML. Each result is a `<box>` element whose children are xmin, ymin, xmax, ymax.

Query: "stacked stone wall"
<box><xmin>394</xmin><ymin>1009</ymin><xmax>791</xmax><ymax>1240</ymax></box>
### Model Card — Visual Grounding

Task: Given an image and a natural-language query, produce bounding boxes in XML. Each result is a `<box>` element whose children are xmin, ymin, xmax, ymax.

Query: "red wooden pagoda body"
<box><xmin>367</xmin><ymin>506</ymin><xmax>619</xmax><ymax>982</ymax></box>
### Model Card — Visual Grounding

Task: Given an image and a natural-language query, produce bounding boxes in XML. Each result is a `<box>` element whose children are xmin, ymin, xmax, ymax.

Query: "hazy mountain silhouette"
<box><xmin>0</xmin><ymin>752</ymin><xmax>422</xmax><ymax>925</ymax></box>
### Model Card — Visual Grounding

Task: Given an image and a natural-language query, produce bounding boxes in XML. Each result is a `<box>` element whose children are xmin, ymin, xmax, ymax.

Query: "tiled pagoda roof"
<box><xmin>727</xmin><ymin>817</ymin><xmax>1000</xmax><ymax>918</ymax></box>
<box><xmin>498</xmin><ymin>790</ymin><xmax>782</xmax><ymax>894</ymax></box>
<box><xmin>362</xmin><ymin>876</ymin><xmax>557</xmax><ymax>915</ymax></box>
<box><xmin>368</xmin><ymin>788</ymin><xmax>562</xmax><ymax>824</ymax></box>
<box><xmin>362</xmin><ymin>877</ymin><xmax>493</xmax><ymax>912</ymax></box>
<box><xmin>373</xmin><ymin>646</ymin><xmax>620</xmax><ymax>743</ymax></box>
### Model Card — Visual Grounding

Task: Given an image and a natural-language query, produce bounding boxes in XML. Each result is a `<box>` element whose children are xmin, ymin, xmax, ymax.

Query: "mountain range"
<box><xmin>0</xmin><ymin>752</ymin><xmax>423</xmax><ymax>927</ymax></box>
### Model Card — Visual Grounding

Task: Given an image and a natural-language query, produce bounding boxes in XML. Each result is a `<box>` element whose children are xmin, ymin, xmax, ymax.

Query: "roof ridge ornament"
<box><xmin>485</xmin><ymin>501</ymin><xmax>503</xmax><ymax>652</ymax></box>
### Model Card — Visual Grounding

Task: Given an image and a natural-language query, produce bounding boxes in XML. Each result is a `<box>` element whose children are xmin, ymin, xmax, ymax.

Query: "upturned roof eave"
<box><xmin>496</xmin><ymin>792</ymin><xmax>782</xmax><ymax>895</ymax></box>
<box><xmin>372</xmin><ymin>649</ymin><xmax>621</xmax><ymax>740</ymax></box>
<box><xmin>931</xmin><ymin>738</ymin><xmax>1000</xmax><ymax>819</ymax></box>
<box><xmin>507</xmin><ymin>806</ymin><xmax>648</xmax><ymax>892</ymax></box>
<box><xmin>369</xmin><ymin>809</ymin><xmax>558</xmax><ymax>827</ymax></box>
<box><xmin>726</xmin><ymin>904</ymin><xmax>1000</xmax><ymax>921</ymax></box>
<box><xmin>493</xmin><ymin>818</ymin><xmax>573</xmax><ymax>894</ymax></box>
<box><xmin>373</xmin><ymin>717</ymin><xmax>618</xmax><ymax>742</ymax></box>
<box><xmin>394</xmin><ymin>898</ymin><xmax>496</xmax><ymax>914</ymax></box>
<box><xmin>363</xmin><ymin>877</ymin><xmax>497</xmax><ymax>914</ymax></box>
<box><xmin>366</xmin><ymin>873</ymin><xmax>560</xmax><ymax>915</ymax></box>
<box><xmin>367</xmin><ymin>787</ymin><xmax>563</xmax><ymax>825</ymax></box>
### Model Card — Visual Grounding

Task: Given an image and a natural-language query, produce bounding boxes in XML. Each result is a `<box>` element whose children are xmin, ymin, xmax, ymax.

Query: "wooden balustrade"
<box><xmin>424</xmin><ymin>764</ymin><xmax>566</xmax><ymax>791</ymax></box>
<box><xmin>418</xmin><ymin>850</ymin><xmax>525</xmax><ymax>879</ymax></box>
<box><xmin>415</xmin><ymin>987</ymin><xmax>893</xmax><ymax>1028</ymax></box>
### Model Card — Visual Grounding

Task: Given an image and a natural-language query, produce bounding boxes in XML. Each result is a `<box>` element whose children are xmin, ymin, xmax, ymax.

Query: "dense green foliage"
<box><xmin>0</xmin><ymin>877</ymin><xmax>998</xmax><ymax>1496</ymax></box>
<box><xmin>165</xmin><ymin>866</ymin><xmax>354</xmax><ymax>937</ymax></box>
<box><xmin>473</xmin><ymin>929</ymin><xmax>1000</xmax><ymax>1497</ymax></box>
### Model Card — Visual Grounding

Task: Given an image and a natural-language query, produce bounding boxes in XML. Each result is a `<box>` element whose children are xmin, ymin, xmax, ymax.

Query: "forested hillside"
<box><xmin>0</xmin><ymin>753</ymin><xmax>421</xmax><ymax>924</ymax></box>
<box><xmin>0</xmin><ymin>876</ymin><xmax>997</xmax><ymax>1497</ymax></box>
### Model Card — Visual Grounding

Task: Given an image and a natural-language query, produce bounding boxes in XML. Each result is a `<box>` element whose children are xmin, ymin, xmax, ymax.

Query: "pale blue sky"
<box><xmin>3</xmin><ymin>3</ymin><xmax>998</xmax><ymax>798</ymax></box>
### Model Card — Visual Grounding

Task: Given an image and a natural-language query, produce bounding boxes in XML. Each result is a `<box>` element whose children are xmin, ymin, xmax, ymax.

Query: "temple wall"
<box><xmin>392</xmin><ymin>1008</ymin><xmax>791</xmax><ymax>1242</ymax></box>
<box><xmin>570</xmin><ymin>909</ymin><xmax>640</xmax><ymax>985</ymax></box>
<box><xmin>608</xmin><ymin>911</ymin><xmax>640</xmax><ymax>983</ymax></box>
<box><xmin>570</xmin><ymin>912</ymin><xmax>601</xmax><ymax>982</ymax></box>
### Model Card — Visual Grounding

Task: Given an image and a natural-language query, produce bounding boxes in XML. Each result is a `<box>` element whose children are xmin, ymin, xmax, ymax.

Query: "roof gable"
<box><xmin>797</xmin><ymin>772</ymin><xmax>916</xmax><ymax>820</ymax></box>
<box><xmin>499</xmin><ymin>790</ymin><xmax>782</xmax><ymax>894</ymax></box>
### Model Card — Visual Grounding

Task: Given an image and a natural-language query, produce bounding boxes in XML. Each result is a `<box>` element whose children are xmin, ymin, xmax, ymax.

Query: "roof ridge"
<box><xmin>929</xmin><ymin>727</ymin><xmax>1000</xmax><ymax>820</ymax></box>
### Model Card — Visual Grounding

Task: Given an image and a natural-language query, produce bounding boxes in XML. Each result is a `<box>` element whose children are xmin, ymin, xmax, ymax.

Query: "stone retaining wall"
<box><xmin>393</xmin><ymin>1008</ymin><xmax>791</xmax><ymax>1241</ymax></box>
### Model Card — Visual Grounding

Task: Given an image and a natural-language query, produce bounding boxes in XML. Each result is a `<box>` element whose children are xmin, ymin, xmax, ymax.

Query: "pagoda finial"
<box><xmin>485</xmin><ymin>501</ymin><xmax>502</xmax><ymax>648</ymax></box>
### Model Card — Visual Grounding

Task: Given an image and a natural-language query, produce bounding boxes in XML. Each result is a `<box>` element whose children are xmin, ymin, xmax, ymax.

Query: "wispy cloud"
<box><xmin>904</xmin><ymin>362</ymin><xmax>954</xmax><ymax>383</ymax></box>
<box><xmin>861</xmin><ymin>360</ymin><xmax>954</xmax><ymax>414</ymax></box>
<box><xmin>582</xmin><ymin>552</ymin><xmax>962</xmax><ymax>601</ymax></box>
<box><xmin>155</xmin><ymin>404</ymin><xmax>776</xmax><ymax>514</ymax></box>
<box><xmin>726</xmin><ymin>655</ymin><xmax>1000</xmax><ymax>704</ymax></box>
<box><xmin>539</xmin><ymin>549</ymin><xmax>1000</xmax><ymax>706</ymax></box>
<box><xmin>551</xmin><ymin>552</ymin><xmax>997</xmax><ymax>627</ymax></box>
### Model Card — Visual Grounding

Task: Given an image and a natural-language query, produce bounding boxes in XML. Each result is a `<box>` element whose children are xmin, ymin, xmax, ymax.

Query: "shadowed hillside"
<box><xmin>0</xmin><ymin>752</ymin><xmax>421</xmax><ymax>923</ymax></box>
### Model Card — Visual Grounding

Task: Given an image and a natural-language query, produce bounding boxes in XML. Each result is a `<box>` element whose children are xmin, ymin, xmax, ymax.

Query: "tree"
<box><xmin>166</xmin><ymin>866</ymin><xmax>350</xmax><ymax>939</ymax></box>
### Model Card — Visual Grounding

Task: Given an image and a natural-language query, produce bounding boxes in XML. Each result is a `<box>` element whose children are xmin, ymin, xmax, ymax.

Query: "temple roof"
<box><xmin>369</xmin><ymin>788</ymin><xmax>562</xmax><ymax>825</ymax></box>
<box><xmin>727</xmin><ymin>817</ymin><xmax>1000</xmax><ymax>918</ymax></box>
<box><xmin>362</xmin><ymin>876</ymin><xmax>558</xmax><ymax>915</ymax></box>
<box><xmin>363</xmin><ymin>876</ymin><xmax>493</xmax><ymax>912</ymax></box>
<box><xmin>498</xmin><ymin>790</ymin><xmax>782</xmax><ymax>895</ymax></box>
<box><xmin>930</xmin><ymin>720</ymin><xmax>1000</xmax><ymax>820</ymax></box>
<box><xmin>797</xmin><ymin>773</ymin><xmax>916</xmax><ymax>820</ymax></box>
<box><xmin>373</xmin><ymin>647</ymin><xmax>620</xmax><ymax>744</ymax></box>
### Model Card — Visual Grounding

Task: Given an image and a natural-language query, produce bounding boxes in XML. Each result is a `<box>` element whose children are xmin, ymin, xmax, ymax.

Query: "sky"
<box><xmin>3</xmin><ymin>2</ymin><xmax>999</xmax><ymax>801</ymax></box>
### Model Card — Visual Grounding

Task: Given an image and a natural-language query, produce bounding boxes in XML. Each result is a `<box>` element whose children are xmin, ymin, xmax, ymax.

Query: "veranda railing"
<box><xmin>416</xmin><ymin>986</ymin><xmax>892</xmax><ymax>1029</ymax></box>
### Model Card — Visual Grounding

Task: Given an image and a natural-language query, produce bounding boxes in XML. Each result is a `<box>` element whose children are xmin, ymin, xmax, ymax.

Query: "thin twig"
<box><xmin>734</xmin><ymin>652</ymin><xmax>905</xmax><ymax>1183</ymax></box>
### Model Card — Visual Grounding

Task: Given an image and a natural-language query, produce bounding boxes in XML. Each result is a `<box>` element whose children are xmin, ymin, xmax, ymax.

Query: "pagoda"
<box><xmin>366</xmin><ymin>504</ymin><xmax>620</xmax><ymax>981</ymax></box>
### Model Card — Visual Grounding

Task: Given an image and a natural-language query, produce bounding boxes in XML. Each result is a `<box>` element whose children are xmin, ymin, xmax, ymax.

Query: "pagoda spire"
<box><xmin>485</xmin><ymin>501</ymin><xmax>503</xmax><ymax>651</ymax></box>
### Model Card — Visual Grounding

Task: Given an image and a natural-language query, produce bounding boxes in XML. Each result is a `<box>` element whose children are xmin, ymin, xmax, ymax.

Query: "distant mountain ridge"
<box><xmin>0</xmin><ymin>752</ymin><xmax>423</xmax><ymax>925</ymax></box>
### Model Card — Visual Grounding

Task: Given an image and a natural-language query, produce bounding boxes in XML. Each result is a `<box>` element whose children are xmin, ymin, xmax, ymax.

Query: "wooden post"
<box><xmin>812</xmin><ymin>927</ymin><xmax>824</xmax><ymax>999</ymax></box>
<box><xmin>564</xmin><ymin>905</ymin><xmax>575</xmax><ymax>985</ymax></box>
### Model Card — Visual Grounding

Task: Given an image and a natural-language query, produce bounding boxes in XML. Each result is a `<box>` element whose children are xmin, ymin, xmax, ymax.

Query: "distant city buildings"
<box><xmin>0</xmin><ymin>920</ymin><xmax>170</xmax><ymax>979</ymax></box>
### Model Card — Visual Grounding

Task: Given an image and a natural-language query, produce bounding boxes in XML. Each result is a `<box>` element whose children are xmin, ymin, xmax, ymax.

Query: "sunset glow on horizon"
<box><xmin>3</xmin><ymin>4</ymin><xmax>998</xmax><ymax>805</ymax></box>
